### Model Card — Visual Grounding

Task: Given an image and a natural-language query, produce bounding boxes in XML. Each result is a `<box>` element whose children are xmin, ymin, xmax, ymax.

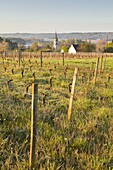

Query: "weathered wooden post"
<box><xmin>49</xmin><ymin>77</ymin><xmax>53</xmax><ymax>87</ymax></box>
<box><xmin>86</xmin><ymin>73</ymin><xmax>91</xmax><ymax>96</ymax></box>
<box><xmin>29</xmin><ymin>52</ymin><xmax>31</xmax><ymax>59</ymax></box>
<box><xmin>7</xmin><ymin>79</ymin><xmax>13</xmax><ymax>90</ymax></box>
<box><xmin>12</xmin><ymin>69</ymin><xmax>14</xmax><ymax>75</ymax></box>
<box><xmin>32</xmin><ymin>72</ymin><xmax>36</xmax><ymax>81</ymax></box>
<box><xmin>99</xmin><ymin>55</ymin><xmax>103</xmax><ymax>74</ymax></box>
<box><xmin>18</xmin><ymin>51</ymin><xmax>21</xmax><ymax>66</ymax></box>
<box><xmin>102</xmin><ymin>55</ymin><xmax>106</xmax><ymax>72</ymax></box>
<box><xmin>68</xmin><ymin>67</ymin><xmax>78</xmax><ymax>121</ymax></box>
<box><xmin>62</xmin><ymin>52</ymin><xmax>64</xmax><ymax>66</ymax></box>
<box><xmin>40</xmin><ymin>51</ymin><xmax>43</xmax><ymax>67</ymax></box>
<box><xmin>93</xmin><ymin>57</ymin><xmax>100</xmax><ymax>85</ymax></box>
<box><xmin>41</xmin><ymin>93</ymin><xmax>46</xmax><ymax>105</ymax></box>
<box><xmin>29</xmin><ymin>83</ymin><xmax>38</xmax><ymax>169</ymax></box>
<box><xmin>4</xmin><ymin>51</ymin><xmax>6</xmax><ymax>59</ymax></box>
<box><xmin>21</xmin><ymin>69</ymin><xmax>24</xmax><ymax>78</ymax></box>
<box><xmin>1</xmin><ymin>52</ymin><xmax>4</xmax><ymax>64</ymax></box>
<box><xmin>68</xmin><ymin>81</ymin><xmax>72</xmax><ymax>93</ymax></box>
<box><xmin>14</xmin><ymin>51</ymin><xmax>16</xmax><ymax>60</ymax></box>
<box><xmin>22</xmin><ymin>52</ymin><xmax>24</xmax><ymax>62</ymax></box>
<box><xmin>90</xmin><ymin>62</ymin><xmax>94</xmax><ymax>72</ymax></box>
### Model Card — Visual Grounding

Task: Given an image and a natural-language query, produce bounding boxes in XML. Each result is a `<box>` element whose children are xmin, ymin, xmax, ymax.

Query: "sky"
<box><xmin>0</xmin><ymin>0</ymin><xmax>113</xmax><ymax>33</ymax></box>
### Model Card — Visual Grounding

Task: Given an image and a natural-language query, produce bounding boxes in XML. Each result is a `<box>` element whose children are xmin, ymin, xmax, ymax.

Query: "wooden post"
<box><xmin>18</xmin><ymin>51</ymin><xmax>21</xmax><ymax>66</ymax></box>
<box><xmin>99</xmin><ymin>55</ymin><xmax>103</xmax><ymax>74</ymax></box>
<box><xmin>22</xmin><ymin>52</ymin><xmax>24</xmax><ymax>62</ymax></box>
<box><xmin>21</xmin><ymin>69</ymin><xmax>24</xmax><ymax>78</ymax></box>
<box><xmin>40</xmin><ymin>51</ymin><xmax>42</xmax><ymax>67</ymax></box>
<box><xmin>93</xmin><ymin>57</ymin><xmax>100</xmax><ymax>85</ymax></box>
<box><xmin>68</xmin><ymin>67</ymin><xmax>78</xmax><ymax>121</ymax></box>
<box><xmin>41</xmin><ymin>93</ymin><xmax>46</xmax><ymax>105</ymax></box>
<box><xmin>68</xmin><ymin>81</ymin><xmax>72</xmax><ymax>93</ymax></box>
<box><xmin>90</xmin><ymin>62</ymin><xmax>93</xmax><ymax>72</ymax></box>
<box><xmin>1</xmin><ymin>52</ymin><xmax>4</xmax><ymax>62</ymax></box>
<box><xmin>29</xmin><ymin>83</ymin><xmax>38</xmax><ymax>169</ymax></box>
<box><xmin>62</xmin><ymin>52</ymin><xmax>64</xmax><ymax>66</ymax></box>
<box><xmin>49</xmin><ymin>77</ymin><xmax>53</xmax><ymax>87</ymax></box>
<box><xmin>102</xmin><ymin>55</ymin><xmax>106</xmax><ymax>72</ymax></box>
<box><xmin>3</xmin><ymin>51</ymin><xmax>6</xmax><ymax>59</ymax></box>
<box><xmin>29</xmin><ymin>52</ymin><xmax>31</xmax><ymax>59</ymax></box>
<box><xmin>86</xmin><ymin>73</ymin><xmax>91</xmax><ymax>96</ymax></box>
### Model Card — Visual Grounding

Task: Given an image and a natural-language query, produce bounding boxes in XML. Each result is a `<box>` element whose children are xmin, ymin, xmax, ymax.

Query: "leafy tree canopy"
<box><xmin>0</xmin><ymin>37</ymin><xmax>3</xmax><ymax>43</ymax></box>
<box><xmin>0</xmin><ymin>38</ymin><xmax>18</xmax><ymax>52</ymax></box>
<box><xmin>61</xmin><ymin>46</ymin><xmax>69</xmax><ymax>52</ymax></box>
<box><xmin>31</xmin><ymin>42</ymin><xmax>39</xmax><ymax>52</ymax></box>
<box><xmin>78</xmin><ymin>42</ymin><xmax>96</xmax><ymax>52</ymax></box>
<box><xmin>104</xmin><ymin>42</ymin><xmax>113</xmax><ymax>53</ymax></box>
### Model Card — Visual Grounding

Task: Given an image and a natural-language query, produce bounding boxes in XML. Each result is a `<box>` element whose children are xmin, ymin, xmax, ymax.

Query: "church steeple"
<box><xmin>53</xmin><ymin>31</ymin><xmax>58</xmax><ymax>49</ymax></box>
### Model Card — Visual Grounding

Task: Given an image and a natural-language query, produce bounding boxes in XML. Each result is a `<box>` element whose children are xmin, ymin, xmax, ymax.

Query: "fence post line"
<box><xmin>29</xmin><ymin>83</ymin><xmax>38</xmax><ymax>169</ymax></box>
<box><xmin>68</xmin><ymin>67</ymin><xmax>78</xmax><ymax>121</ymax></box>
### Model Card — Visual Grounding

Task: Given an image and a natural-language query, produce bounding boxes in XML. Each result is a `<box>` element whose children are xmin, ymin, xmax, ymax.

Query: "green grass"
<box><xmin>0</xmin><ymin>55</ymin><xmax>113</xmax><ymax>169</ymax></box>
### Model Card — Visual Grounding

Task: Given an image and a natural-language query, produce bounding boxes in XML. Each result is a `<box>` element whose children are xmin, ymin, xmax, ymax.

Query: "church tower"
<box><xmin>53</xmin><ymin>32</ymin><xmax>58</xmax><ymax>49</ymax></box>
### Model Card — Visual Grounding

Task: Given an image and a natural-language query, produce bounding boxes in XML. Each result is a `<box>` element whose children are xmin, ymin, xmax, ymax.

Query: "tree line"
<box><xmin>0</xmin><ymin>37</ymin><xmax>18</xmax><ymax>52</ymax></box>
<box><xmin>60</xmin><ymin>39</ymin><xmax>113</xmax><ymax>53</ymax></box>
<box><xmin>1</xmin><ymin>36</ymin><xmax>113</xmax><ymax>53</ymax></box>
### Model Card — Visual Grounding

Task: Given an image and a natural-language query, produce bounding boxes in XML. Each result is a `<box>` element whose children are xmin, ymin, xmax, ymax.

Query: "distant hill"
<box><xmin>0</xmin><ymin>32</ymin><xmax>113</xmax><ymax>42</ymax></box>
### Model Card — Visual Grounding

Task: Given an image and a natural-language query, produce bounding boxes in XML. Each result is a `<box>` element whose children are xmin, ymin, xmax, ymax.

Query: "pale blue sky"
<box><xmin>0</xmin><ymin>0</ymin><xmax>113</xmax><ymax>33</ymax></box>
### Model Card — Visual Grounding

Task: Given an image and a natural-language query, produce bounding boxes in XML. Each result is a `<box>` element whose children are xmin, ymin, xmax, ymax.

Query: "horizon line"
<box><xmin>0</xmin><ymin>31</ymin><xmax>113</xmax><ymax>34</ymax></box>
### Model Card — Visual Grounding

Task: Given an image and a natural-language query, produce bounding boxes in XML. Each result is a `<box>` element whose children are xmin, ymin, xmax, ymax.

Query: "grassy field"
<box><xmin>0</xmin><ymin>54</ymin><xmax>113</xmax><ymax>169</ymax></box>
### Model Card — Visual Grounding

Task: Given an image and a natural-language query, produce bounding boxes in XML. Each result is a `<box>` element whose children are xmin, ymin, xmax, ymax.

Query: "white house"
<box><xmin>68</xmin><ymin>44</ymin><xmax>78</xmax><ymax>54</ymax></box>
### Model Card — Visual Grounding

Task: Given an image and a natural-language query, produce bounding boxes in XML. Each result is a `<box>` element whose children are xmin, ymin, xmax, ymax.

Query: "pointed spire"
<box><xmin>53</xmin><ymin>31</ymin><xmax>58</xmax><ymax>49</ymax></box>
<box><xmin>54</xmin><ymin>31</ymin><xmax>58</xmax><ymax>41</ymax></box>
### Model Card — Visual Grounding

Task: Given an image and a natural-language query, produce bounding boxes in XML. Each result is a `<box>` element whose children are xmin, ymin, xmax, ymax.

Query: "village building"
<box><xmin>53</xmin><ymin>32</ymin><xmax>58</xmax><ymax>49</ymax></box>
<box><xmin>68</xmin><ymin>44</ymin><xmax>78</xmax><ymax>54</ymax></box>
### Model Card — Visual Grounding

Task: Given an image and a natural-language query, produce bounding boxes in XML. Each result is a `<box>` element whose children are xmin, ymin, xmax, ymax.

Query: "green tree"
<box><xmin>78</xmin><ymin>42</ymin><xmax>96</xmax><ymax>52</ymax></box>
<box><xmin>75</xmin><ymin>39</ymin><xmax>84</xmax><ymax>44</ymax></box>
<box><xmin>41</xmin><ymin>44</ymin><xmax>52</xmax><ymax>52</ymax></box>
<box><xmin>4</xmin><ymin>39</ymin><xmax>18</xmax><ymax>51</ymax></box>
<box><xmin>61</xmin><ymin>46</ymin><xmax>69</xmax><ymax>52</ymax></box>
<box><xmin>66</xmin><ymin>38</ymin><xmax>75</xmax><ymax>45</ymax></box>
<box><xmin>31</xmin><ymin>42</ymin><xmax>39</xmax><ymax>52</ymax></box>
<box><xmin>104</xmin><ymin>42</ymin><xmax>113</xmax><ymax>53</ymax></box>
<box><xmin>0</xmin><ymin>38</ymin><xmax>18</xmax><ymax>52</ymax></box>
<box><xmin>0</xmin><ymin>37</ymin><xmax>3</xmax><ymax>43</ymax></box>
